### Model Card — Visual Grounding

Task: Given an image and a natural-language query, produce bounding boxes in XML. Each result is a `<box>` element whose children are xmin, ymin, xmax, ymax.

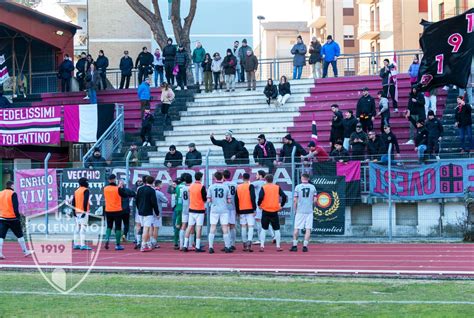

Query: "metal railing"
<box><xmin>82</xmin><ymin>103</ymin><xmax>124</xmax><ymax>166</ymax></box>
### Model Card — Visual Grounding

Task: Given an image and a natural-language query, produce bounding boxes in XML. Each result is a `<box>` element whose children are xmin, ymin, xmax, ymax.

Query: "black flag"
<box><xmin>418</xmin><ymin>8</ymin><xmax>474</xmax><ymax>91</ymax></box>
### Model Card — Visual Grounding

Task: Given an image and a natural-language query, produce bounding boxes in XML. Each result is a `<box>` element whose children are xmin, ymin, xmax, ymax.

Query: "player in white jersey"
<box><xmin>179</xmin><ymin>173</ymin><xmax>193</xmax><ymax>250</ymax></box>
<box><xmin>207</xmin><ymin>171</ymin><xmax>232</xmax><ymax>254</ymax></box>
<box><xmin>222</xmin><ymin>170</ymin><xmax>238</xmax><ymax>250</ymax></box>
<box><xmin>290</xmin><ymin>173</ymin><xmax>317</xmax><ymax>252</ymax></box>
<box><xmin>152</xmin><ymin>180</ymin><xmax>168</xmax><ymax>249</ymax></box>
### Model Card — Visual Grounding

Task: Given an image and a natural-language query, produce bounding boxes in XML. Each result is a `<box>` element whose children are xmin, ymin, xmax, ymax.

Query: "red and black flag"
<box><xmin>311</xmin><ymin>114</ymin><xmax>318</xmax><ymax>143</ymax></box>
<box><xmin>0</xmin><ymin>54</ymin><xmax>9</xmax><ymax>85</ymax></box>
<box><xmin>417</xmin><ymin>8</ymin><xmax>474</xmax><ymax>91</ymax></box>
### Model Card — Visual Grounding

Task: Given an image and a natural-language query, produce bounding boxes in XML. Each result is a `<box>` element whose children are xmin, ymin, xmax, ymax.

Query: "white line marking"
<box><xmin>1</xmin><ymin>264</ymin><xmax>474</xmax><ymax>275</ymax></box>
<box><xmin>0</xmin><ymin>290</ymin><xmax>473</xmax><ymax>305</ymax></box>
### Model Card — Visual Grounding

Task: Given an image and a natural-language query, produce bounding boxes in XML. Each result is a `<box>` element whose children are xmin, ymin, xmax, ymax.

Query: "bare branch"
<box><xmin>171</xmin><ymin>0</ymin><xmax>183</xmax><ymax>44</ymax></box>
<box><xmin>126</xmin><ymin>0</ymin><xmax>168</xmax><ymax>48</ymax></box>
<box><xmin>183</xmin><ymin>0</ymin><xmax>198</xmax><ymax>34</ymax></box>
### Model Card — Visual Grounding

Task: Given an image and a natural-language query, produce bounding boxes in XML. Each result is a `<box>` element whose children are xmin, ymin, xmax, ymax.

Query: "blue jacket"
<box><xmin>408</xmin><ymin>63</ymin><xmax>420</xmax><ymax>78</ymax></box>
<box><xmin>321</xmin><ymin>41</ymin><xmax>340</xmax><ymax>62</ymax></box>
<box><xmin>137</xmin><ymin>82</ymin><xmax>151</xmax><ymax>100</ymax></box>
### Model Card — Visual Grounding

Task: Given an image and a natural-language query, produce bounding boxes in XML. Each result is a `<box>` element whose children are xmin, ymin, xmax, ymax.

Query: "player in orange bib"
<box><xmin>71</xmin><ymin>177</ymin><xmax>92</xmax><ymax>250</ymax></box>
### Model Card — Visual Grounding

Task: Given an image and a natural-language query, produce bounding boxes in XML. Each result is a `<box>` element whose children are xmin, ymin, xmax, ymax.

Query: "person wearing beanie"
<box><xmin>330</xmin><ymin>104</ymin><xmax>344</xmax><ymax>149</ymax></box>
<box><xmin>291</xmin><ymin>35</ymin><xmax>307</xmax><ymax>80</ymax></box>
<box><xmin>162</xmin><ymin>38</ymin><xmax>177</xmax><ymax>85</ymax></box>
<box><xmin>349</xmin><ymin>123</ymin><xmax>368</xmax><ymax>160</ymax></box>
<box><xmin>454</xmin><ymin>96</ymin><xmax>471</xmax><ymax>154</ymax></box>
<box><xmin>321</xmin><ymin>35</ymin><xmax>340</xmax><ymax>78</ymax></box>
<box><xmin>135</xmin><ymin>46</ymin><xmax>154</xmax><ymax>85</ymax></box>
<box><xmin>253</xmin><ymin>134</ymin><xmax>277</xmax><ymax>173</ymax></box>
<box><xmin>424</xmin><ymin>110</ymin><xmax>443</xmax><ymax>159</ymax></box>
<box><xmin>277</xmin><ymin>134</ymin><xmax>307</xmax><ymax>164</ymax></box>
<box><xmin>85</xmin><ymin>147</ymin><xmax>107</xmax><ymax>169</ymax></box>
<box><xmin>164</xmin><ymin>145</ymin><xmax>183</xmax><ymax>168</ymax></box>
<box><xmin>302</xmin><ymin>140</ymin><xmax>330</xmax><ymax>162</ymax></box>
<box><xmin>222</xmin><ymin>48</ymin><xmax>238</xmax><ymax>92</ymax></box>
<box><xmin>330</xmin><ymin>140</ymin><xmax>349</xmax><ymax>162</ymax></box>
<box><xmin>237</xmin><ymin>39</ymin><xmax>252</xmax><ymax>82</ymax></box>
<box><xmin>210</xmin><ymin>131</ymin><xmax>244</xmax><ymax>165</ymax></box>
<box><xmin>175</xmin><ymin>44</ymin><xmax>189</xmax><ymax>90</ymax></box>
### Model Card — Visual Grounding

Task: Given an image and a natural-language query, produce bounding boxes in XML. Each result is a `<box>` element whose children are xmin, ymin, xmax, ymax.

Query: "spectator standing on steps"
<box><xmin>277</xmin><ymin>76</ymin><xmax>291</xmax><ymax>106</ymax></box>
<box><xmin>164</xmin><ymin>145</ymin><xmax>183</xmax><ymax>168</ymax></box>
<box><xmin>405</xmin><ymin>85</ymin><xmax>426</xmax><ymax>145</ymax></box>
<box><xmin>222</xmin><ymin>48</ymin><xmax>238</xmax><ymax>92</ymax></box>
<box><xmin>160</xmin><ymin>82</ymin><xmax>175</xmax><ymax>125</ymax></box>
<box><xmin>153</xmin><ymin>48</ymin><xmax>164</xmax><ymax>88</ymax></box>
<box><xmin>211</xmin><ymin>52</ymin><xmax>223</xmax><ymax>91</ymax></box>
<box><xmin>175</xmin><ymin>44</ymin><xmax>189</xmax><ymax>91</ymax></box>
<box><xmin>291</xmin><ymin>35</ymin><xmax>307</xmax><ymax>80</ymax></box>
<box><xmin>321</xmin><ymin>35</ymin><xmax>340</xmax><ymax>78</ymax></box>
<box><xmin>96</xmin><ymin>50</ymin><xmax>109</xmax><ymax>90</ymax></box>
<box><xmin>263</xmin><ymin>78</ymin><xmax>278</xmax><ymax>106</ymax></box>
<box><xmin>86</xmin><ymin>148</ymin><xmax>108</xmax><ymax>168</ymax></box>
<box><xmin>308</xmin><ymin>37</ymin><xmax>322</xmax><ymax>79</ymax></box>
<box><xmin>425</xmin><ymin>110</ymin><xmax>443</xmax><ymax>159</ymax></box>
<box><xmin>75</xmin><ymin>52</ymin><xmax>87</xmax><ymax>92</ymax></box>
<box><xmin>163</xmin><ymin>38</ymin><xmax>177</xmax><ymax>86</ymax></box>
<box><xmin>380</xmin><ymin>125</ymin><xmax>400</xmax><ymax>163</ymax></box>
<box><xmin>192</xmin><ymin>41</ymin><xmax>206</xmax><ymax>86</ymax></box>
<box><xmin>342</xmin><ymin>110</ymin><xmax>357</xmax><ymax>151</ymax></box>
<box><xmin>238</xmin><ymin>39</ymin><xmax>252</xmax><ymax>83</ymax></box>
<box><xmin>376</xmin><ymin>90</ymin><xmax>390</xmax><ymax>132</ymax></box>
<box><xmin>210</xmin><ymin>130</ymin><xmax>244</xmax><ymax>165</ymax></box>
<box><xmin>350</xmin><ymin>123</ymin><xmax>368</xmax><ymax>160</ymax></box>
<box><xmin>140</xmin><ymin>108</ymin><xmax>154</xmax><ymax>147</ymax></box>
<box><xmin>253</xmin><ymin>134</ymin><xmax>277</xmax><ymax>173</ymax></box>
<box><xmin>329</xmin><ymin>104</ymin><xmax>344</xmax><ymax>149</ymax></box>
<box><xmin>407</xmin><ymin>54</ymin><xmax>420</xmax><ymax>86</ymax></box>
<box><xmin>379</xmin><ymin>58</ymin><xmax>399</xmax><ymax>112</ymax></box>
<box><xmin>233</xmin><ymin>40</ymin><xmax>242</xmax><ymax>82</ymax></box>
<box><xmin>455</xmin><ymin>96</ymin><xmax>472</xmax><ymax>154</ymax></box>
<box><xmin>85</xmin><ymin>64</ymin><xmax>100</xmax><ymax>104</ymax></box>
<box><xmin>459</xmin><ymin>56</ymin><xmax>474</xmax><ymax>104</ymax></box>
<box><xmin>119</xmin><ymin>51</ymin><xmax>133</xmax><ymax>89</ymax></box>
<box><xmin>137</xmin><ymin>77</ymin><xmax>151</xmax><ymax>119</ymax></box>
<box><xmin>356</xmin><ymin>87</ymin><xmax>376</xmax><ymax>132</ymax></box>
<box><xmin>202</xmin><ymin>53</ymin><xmax>213</xmax><ymax>93</ymax></box>
<box><xmin>185</xmin><ymin>143</ymin><xmax>202</xmax><ymax>168</ymax></box>
<box><xmin>58</xmin><ymin>54</ymin><xmax>74</xmax><ymax>93</ymax></box>
<box><xmin>244</xmin><ymin>50</ymin><xmax>258</xmax><ymax>91</ymax></box>
<box><xmin>276</xmin><ymin>134</ymin><xmax>307</xmax><ymax>164</ymax></box>
<box><xmin>367</xmin><ymin>131</ymin><xmax>385</xmax><ymax>162</ymax></box>
<box><xmin>135</xmin><ymin>47</ymin><xmax>154</xmax><ymax>85</ymax></box>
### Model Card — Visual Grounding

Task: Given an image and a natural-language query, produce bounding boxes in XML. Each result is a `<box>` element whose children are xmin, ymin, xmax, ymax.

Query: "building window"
<box><xmin>439</xmin><ymin>2</ymin><xmax>445</xmax><ymax>20</ymax></box>
<box><xmin>396</xmin><ymin>203</ymin><xmax>418</xmax><ymax>226</ymax></box>
<box><xmin>344</xmin><ymin>39</ymin><xmax>355</xmax><ymax>47</ymax></box>
<box><xmin>342</xmin><ymin>0</ymin><xmax>354</xmax><ymax>8</ymax></box>
<box><xmin>343</xmin><ymin>25</ymin><xmax>354</xmax><ymax>40</ymax></box>
<box><xmin>418</xmin><ymin>0</ymin><xmax>428</xmax><ymax>12</ymax></box>
<box><xmin>343</xmin><ymin>8</ymin><xmax>354</xmax><ymax>16</ymax></box>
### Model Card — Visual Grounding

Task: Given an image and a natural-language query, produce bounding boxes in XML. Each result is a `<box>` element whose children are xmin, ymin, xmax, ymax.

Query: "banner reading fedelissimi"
<box><xmin>369</xmin><ymin>160</ymin><xmax>474</xmax><ymax>200</ymax></box>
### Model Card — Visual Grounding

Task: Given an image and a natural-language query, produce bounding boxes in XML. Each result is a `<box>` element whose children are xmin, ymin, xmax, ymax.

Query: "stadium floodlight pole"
<box><xmin>257</xmin><ymin>15</ymin><xmax>265</xmax><ymax>80</ymax></box>
<box><xmin>44</xmin><ymin>152</ymin><xmax>51</xmax><ymax>236</ymax></box>
<box><xmin>125</xmin><ymin>150</ymin><xmax>132</xmax><ymax>187</ymax></box>
<box><xmin>290</xmin><ymin>146</ymin><xmax>297</xmax><ymax>229</ymax></box>
<box><xmin>387</xmin><ymin>143</ymin><xmax>393</xmax><ymax>241</ymax></box>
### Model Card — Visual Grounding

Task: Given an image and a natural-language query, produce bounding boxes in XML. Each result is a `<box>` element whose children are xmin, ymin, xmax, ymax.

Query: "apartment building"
<box><xmin>430</xmin><ymin>0</ymin><xmax>474</xmax><ymax>21</ymax></box>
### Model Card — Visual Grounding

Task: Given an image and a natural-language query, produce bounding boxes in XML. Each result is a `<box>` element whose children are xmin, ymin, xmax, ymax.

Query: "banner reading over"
<box><xmin>0</xmin><ymin>106</ymin><xmax>61</xmax><ymax>146</ymax></box>
<box><xmin>14</xmin><ymin>169</ymin><xmax>58</xmax><ymax>216</ymax></box>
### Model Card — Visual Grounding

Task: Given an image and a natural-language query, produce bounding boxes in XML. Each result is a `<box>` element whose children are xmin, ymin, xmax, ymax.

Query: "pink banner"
<box><xmin>0</xmin><ymin>106</ymin><xmax>61</xmax><ymax>146</ymax></box>
<box><xmin>14</xmin><ymin>169</ymin><xmax>58</xmax><ymax>216</ymax></box>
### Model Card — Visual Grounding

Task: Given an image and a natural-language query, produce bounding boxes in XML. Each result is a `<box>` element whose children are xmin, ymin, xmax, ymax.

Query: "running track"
<box><xmin>1</xmin><ymin>242</ymin><xmax>473</xmax><ymax>277</ymax></box>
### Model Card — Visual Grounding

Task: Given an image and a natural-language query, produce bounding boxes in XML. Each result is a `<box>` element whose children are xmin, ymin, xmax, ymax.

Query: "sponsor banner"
<box><xmin>369</xmin><ymin>160</ymin><xmax>474</xmax><ymax>200</ymax></box>
<box><xmin>0</xmin><ymin>106</ymin><xmax>61</xmax><ymax>146</ymax></box>
<box><xmin>311</xmin><ymin>176</ymin><xmax>346</xmax><ymax>235</ymax></box>
<box><xmin>61</xmin><ymin>169</ymin><xmax>106</xmax><ymax>214</ymax></box>
<box><xmin>14</xmin><ymin>169</ymin><xmax>58</xmax><ymax>216</ymax></box>
<box><xmin>112</xmin><ymin>166</ymin><xmax>293</xmax><ymax>217</ymax></box>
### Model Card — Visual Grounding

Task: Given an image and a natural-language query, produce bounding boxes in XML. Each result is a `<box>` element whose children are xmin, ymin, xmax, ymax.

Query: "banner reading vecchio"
<box><xmin>369</xmin><ymin>160</ymin><xmax>474</xmax><ymax>200</ymax></box>
<box><xmin>0</xmin><ymin>106</ymin><xmax>61</xmax><ymax>146</ymax></box>
<box><xmin>14</xmin><ymin>169</ymin><xmax>58</xmax><ymax>216</ymax></box>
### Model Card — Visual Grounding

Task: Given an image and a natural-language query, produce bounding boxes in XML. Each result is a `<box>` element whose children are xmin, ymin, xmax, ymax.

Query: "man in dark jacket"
<box><xmin>455</xmin><ymin>96</ymin><xmax>472</xmax><ymax>153</ymax></box>
<box><xmin>75</xmin><ymin>52</ymin><xmax>87</xmax><ymax>91</ymax></box>
<box><xmin>175</xmin><ymin>44</ymin><xmax>189</xmax><ymax>90</ymax></box>
<box><xmin>367</xmin><ymin>131</ymin><xmax>385</xmax><ymax>161</ymax></box>
<box><xmin>308</xmin><ymin>37</ymin><xmax>322</xmax><ymax>79</ymax></box>
<box><xmin>135</xmin><ymin>47</ymin><xmax>154</xmax><ymax>84</ymax></box>
<box><xmin>85</xmin><ymin>148</ymin><xmax>107</xmax><ymax>168</ymax></box>
<box><xmin>0</xmin><ymin>90</ymin><xmax>12</xmax><ymax>108</ymax></box>
<box><xmin>407</xmin><ymin>117</ymin><xmax>429</xmax><ymax>163</ymax></box>
<box><xmin>349</xmin><ymin>123</ymin><xmax>368</xmax><ymax>160</ymax></box>
<box><xmin>222</xmin><ymin>48</ymin><xmax>238</xmax><ymax>92</ymax></box>
<box><xmin>164</xmin><ymin>145</ymin><xmax>183</xmax><ymax>168</ymax></box>
<box><xmin>185</xmin><ymin>143</ymin><xmax>202</xmax><ymax>168</ymax></box>
<box><xmin>237</xmin><ymin>39</ymin><xmax>252</xmax><ymax>82</ymax></box>
<box><xmin>342</xmin><ymin>110</ymin><xmax>357</xmax><ymax>150</ymax></box>
<box><xmin>58</xmin><ymin>54</ymin><xmax>74</xmax><ymax>92</ymax></box>
<box><xmin>244</xmin><ymin>49</ymin><xmax>258</xmax><ymax>91</ymax></box>
<box><xmin>405</xmin><ymin>85</ymin><xmax>426</xmax><ymax>145</ymax></box>
<box><xmin>379</xmin><ymin>58</ymin><xmax>398</xmax><ymax>112</ymax></box>
<box><xmin>236</xmin><ymin>141</ymin><xmax>250</xmax><ymax>165</ymax></box>
<box><xmin>210</xmin><ymin>130</ymin><xmax>244</xmax><ymax>165</ymax></box>
<box><xmin>380</xmin><ymin>125</ymin><xmax>400</xmax><ymax>163</ymax></box>
<box><xmin>140</xmin><ymin>108</ymin><xmax>154</xmax><ymax>146</ymax></box>
<box><xmin>162</xmin><ymin>38</ymin><xmax>177</xmax><ymax>85</ymax></box>
<box><xmin>119</xmin><ymin>50</ymin><xmax>133</xmax><ymax>89</ymax></box>
<box><xmin>119</xmin><ymin>181</ymin><xmax>136</xmax><ymax>241</ymax></box>
<box><xmin>356</xmin><ymin>87</ymin><xmax>376</xmax><ymax>132</ymax></box>
<box><xmin>425</xmin><ymin>110</ymin><xmax>444</xmax><ymax>158</ymax></box>
<box><xmin>277</xmin><ymin>134</ymin><xmax>307</xmax><ymax>164</ymax></box>
<box><xmin>330</xmin><ymin>140</ymin><xmax>349</xmax><ymax>162</ymax></box>
<box><xmin>96</xmin><ymin>50</ymin><xmax>109</xmax><ymax>90</ymax></box>
<box><xmin>136</xmin><ymin>175</ymin><xmax>159</xmax><ymax>252</ymax></box>
<box><xmin>330</xmin><ymin>104</ymin><xmax>344</xmax><ymax>149</ymax></box>
<box><xmin>253</xmin><ymin>134</ymin><xmax>276</xmax><ymax>172</ymax></box>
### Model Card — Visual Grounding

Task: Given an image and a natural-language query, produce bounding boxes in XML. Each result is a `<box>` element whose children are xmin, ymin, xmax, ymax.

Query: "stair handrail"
<box><xmin>82</xmin><ymin>103</ymin><xmax>125</xmax><ymax>166</ymax></box>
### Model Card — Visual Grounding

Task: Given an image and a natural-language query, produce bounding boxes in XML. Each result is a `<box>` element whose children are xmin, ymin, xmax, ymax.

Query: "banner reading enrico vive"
<box><xmin>369</xmin><ymin>160</ymin><xmax>474</xmax><ymax>200</ymax></box>
<box><xmin>311</xmin><ymin>176</ymin><xmax>345</xmax><ymax>235</ymax></box>
<box><xmin>14</xmin><ymin>169</ymin><xmax>58</xmax><ymax>216</ymax></box>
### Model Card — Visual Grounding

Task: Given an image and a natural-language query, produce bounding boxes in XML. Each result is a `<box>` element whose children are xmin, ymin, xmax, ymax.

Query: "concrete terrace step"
<box><xmin>170</xmin><ymin>121</ymin><xmax>295</xmax><ymax>131</ymax></box>
<box><xmin>162</xmin><ymin>132</ymin><xmax>289</xmax><ymax>143</ymax></box>
<box><xmin>171</xmin><ymin>116</ymin><xmax>298</xmax><ymax>126</ymax></box>
<box><xmin>180</xmin><ymin>107</ymin><xmax>301</xmax><ymax>117</ymax></box>
<box><xmin>186</xmin><ymin>95</ymin><xmax>308</xmax><ymax>107</ymax></box>
<box><xmin>192</xmin><ymin>89</ymin><xmax>311</xmax><ymax>102</ymax></box>
<box><xmin>164</xmin><ymin>126</ymin><xmax>289</xmax><ymax>137</ymax></box>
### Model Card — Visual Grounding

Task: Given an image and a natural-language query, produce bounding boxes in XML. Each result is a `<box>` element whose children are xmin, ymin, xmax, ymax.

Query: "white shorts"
<box><xmin>294</xmin><ymin>213</ymin><xmax>313</xmax><ymax>230</ymax></box>
<box><xmin>239</xmin><ymin>214</ymin><xmax>255</xmax><ymax>226</ymax></box>
<box><xmin>75</xmin><ymin>214</ymin><xmax>88</xmax><ymax>226</ymax></box>
<box><xmin>182</xmin><ymin>211</ymin><xmax>189</xmax><ymax>224</ymax></box>
<box><xmin>151</xmin><ymin>215</ymin><xmax>162</xmax><ymax>227</ymax></box>
<box><xmin>188</xmin><ymin>213</ymin><xmax>204</xmax><ymax>226</ymax></box>
<box><xmin>135</xmin><ymin>211</ymin><xmax>142</xmax><ymax>225</ymax></box>
<box><xmin>228</xmin><ymin>210</ymin><xmax>236</xmax><ymax>225</ymax></box>
<box><xmin>140</xmin><ymin>215</ymin><xmax>154</xmax><ymax>227</ymax></box>
<box><xmin>255</xmin><ymin>208</ymin><xmax>262</xmax><ymax>220</ymax></box>
<box><xmin>210</xmin><ymin>212</ymin><xmax>229</xmax><ymax>225</ymax></box>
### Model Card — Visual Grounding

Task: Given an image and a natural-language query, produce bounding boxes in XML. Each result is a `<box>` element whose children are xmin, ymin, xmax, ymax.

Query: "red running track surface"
<box><xmin>1</xmin><ymin>242</ymin><xmax>473</xmax><ymax>277</ymax></box>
